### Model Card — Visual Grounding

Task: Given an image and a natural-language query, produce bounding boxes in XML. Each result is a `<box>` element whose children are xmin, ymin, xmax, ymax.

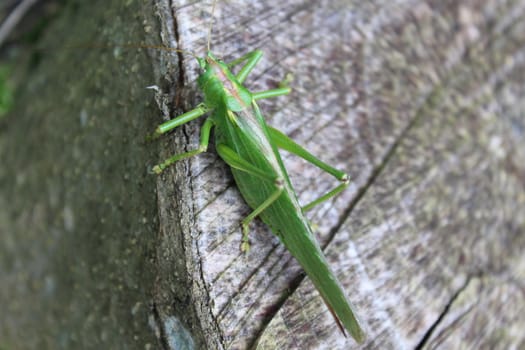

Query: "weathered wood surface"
<box><xmin>1</xmin><ymin>0</ymin><xmax>524</xmax><ymax>349</ymax></box>
<box><xmin>155</xmin><ymin>0</ymin><xmax>525</xmax><ymax>349</ymax></box>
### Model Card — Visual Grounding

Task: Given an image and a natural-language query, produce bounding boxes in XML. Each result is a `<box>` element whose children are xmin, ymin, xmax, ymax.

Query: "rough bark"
<box><xmin>0</xmin><ymin>0</ymin><xmax>199</xmax><ymax>348</ymax></box>
<box><xmin>1</xmin><ymin>0</ymin><xmax>524</xmax><ymax>349</ymax></box>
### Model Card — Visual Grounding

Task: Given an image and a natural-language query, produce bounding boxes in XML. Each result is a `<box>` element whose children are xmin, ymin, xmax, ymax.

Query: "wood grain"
<box><xmin>152</xmin><ymin>0</ymin><xmax>525</xmax><ymax>349</ymax></box>
<box><xmin>1</xmin><ymin>0</ymin><xmax>524</xmax><ymax>349</ymax></box>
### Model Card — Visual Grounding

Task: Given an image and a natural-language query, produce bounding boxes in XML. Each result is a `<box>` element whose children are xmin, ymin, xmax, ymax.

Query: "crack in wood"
<box><xmin>239</xmin><ymin>49</ymin><xmax>447</xmax><ymax>350</ymax></box>
<box><xmin>327</xmin><ymin>84</ymin><xmax>445</xmax><ymax>250</ymax></box>
<box><xmin>152</xmin><ymin>302</ymin><xmax>171</xmax><ymax>350</ymax></box>
<box><xmin>414</xmin><ymin>275</ymin><xmax>473</xmax><ymax>350</ymax></box>
<box><xmin>169</xmin><ymin>0</ymin><xmax>188</xmax><ymax>108</ymax></box>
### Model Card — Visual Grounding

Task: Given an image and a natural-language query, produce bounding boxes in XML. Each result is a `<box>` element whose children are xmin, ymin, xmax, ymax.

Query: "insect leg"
<box><xmin>253</xmin><ymin>72</ymin><xmax>293</xmax><ymax>100</ymax></box>
<box><xmin>152</xmin><ymin>117</ymin><xmax>214</xmax><ymax>174</ymax></box>
<box><xmin>150</xmin><ymin>104</ymin><xmax>209</xmax><ymax>139</ymax></box>
<box><xmin>301</xmin><ymin>182</ymin><xmax>348</xmax><ymax>212</ymax></box>
<box><xmin>252</xmin><ymin>86</ymin><xmax>291</xmax><ymax>100</ymax></box>
<box><xmin>239</xmin><ymin>186</ymin><xmax>283</xmax><ymax>252</ymax></box>
<box><xmin>216</xmin><ymin>144</ymin><xmax>284</xmax><ymax>252</ymax></box>
<box><xmin>227</xmin><ymin>50</ymin><xmax>263</xmax><ymax>83</ymax></box>
<box><xmin>228</xmin><ymin>50</ymin><xmax>292</xmax><ymax>98</ymax></box>
<box><xmin>268</xmin><ymin>126</ymin><xmax>349</xmax><ymax>212</ymax></box>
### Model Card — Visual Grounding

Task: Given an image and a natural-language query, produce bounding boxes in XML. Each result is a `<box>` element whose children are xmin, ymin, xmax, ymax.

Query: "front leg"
<box><xmin>151</xmin><ymin>103</ymin><xmax>209</xmax><ymax>139</ymax></box>
<box><xmin>228</xmin><ymin>50</ymin><xmax>292</xmax><ymax>100</ymax></box>
<box><xmin>226</xmin><ymin>49</ymin><xmax>263</xmax><ymax>83</ymax></box>
<box><xmin>153</xmin><ymin>118</ymin><xmax>214</xmax><ymax>173</ymax></box>
<box><xmin>252</xmin><ymin>73</ymin><xmax>293</xmax><ymax>100</ymax></box>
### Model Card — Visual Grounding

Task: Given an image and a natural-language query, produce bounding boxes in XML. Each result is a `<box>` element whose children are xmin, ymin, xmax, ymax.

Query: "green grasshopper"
<box><xmin>152</xmin><ymin>2</ymin><xmax>365</xmax><ymax>343</ymax></box>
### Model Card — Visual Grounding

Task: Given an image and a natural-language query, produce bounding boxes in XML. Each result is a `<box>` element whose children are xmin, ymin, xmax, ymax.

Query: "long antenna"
<box><xmin>63</xmin><ymin>43</ymin><xmax>198</xmax><ymax>60</ymax></box>
<box><xmin>206</xmin><ymin>0</ymin><xmax>218</xmax><ymax>52</ymax></box>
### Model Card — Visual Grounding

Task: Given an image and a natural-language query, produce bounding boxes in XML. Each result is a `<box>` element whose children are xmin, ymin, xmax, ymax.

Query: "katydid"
<box><xmin>152</xmin><ymin>3</ymin><xmax>365</xmax><ymax>344</ymax></box>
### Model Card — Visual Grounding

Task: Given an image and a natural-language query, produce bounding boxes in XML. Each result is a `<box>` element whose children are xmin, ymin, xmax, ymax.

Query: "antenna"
<box><xmin>63</xmin><ymin>43</ymin><xmax>198</xmax><ymax>60</ymax></box>
<box><xmin>206</xmin><ymin>0</ymin><xmax>218</xmax><ymax>52</ymax></box>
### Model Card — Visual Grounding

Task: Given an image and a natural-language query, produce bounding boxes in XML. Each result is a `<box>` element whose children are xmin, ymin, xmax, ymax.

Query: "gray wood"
<box><xmin>158</xmin><ymin>0</ymin><xmax>525</xmax><ymax>349</ymax></box>
<box><xmin>1</xmin><ymin>0</ymin><xmax>524</xmax><ymax>349</ymax></box>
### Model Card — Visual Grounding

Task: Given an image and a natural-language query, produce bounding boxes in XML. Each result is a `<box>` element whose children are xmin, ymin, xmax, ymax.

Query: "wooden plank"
<box><xmin>153</xmin><ymin>0</ymin><xmax>525</xmax><ymax>348</ymax></box>
<box><xmin>2</xmin><ymin>0</ymin><xmax>523</xmax><ymax>349</ymax></box>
